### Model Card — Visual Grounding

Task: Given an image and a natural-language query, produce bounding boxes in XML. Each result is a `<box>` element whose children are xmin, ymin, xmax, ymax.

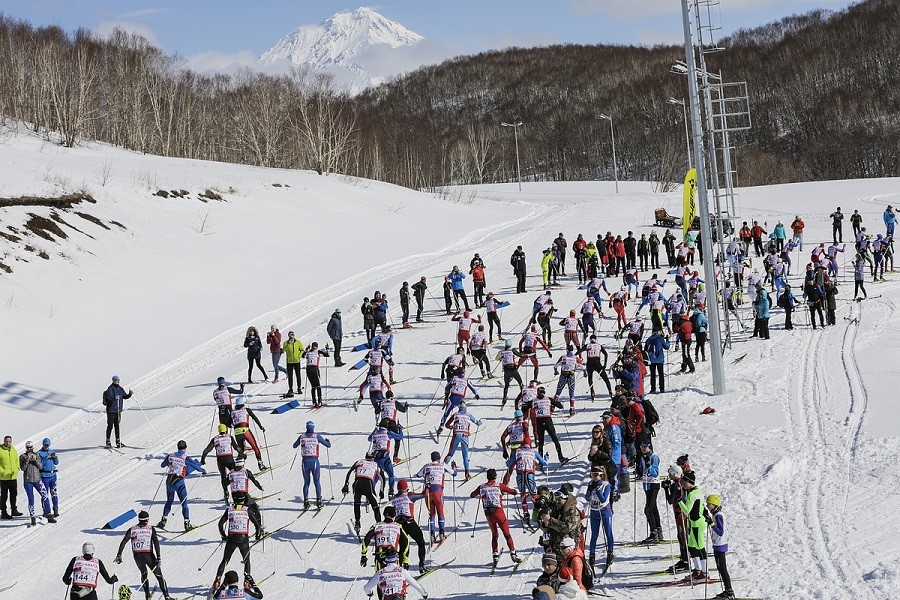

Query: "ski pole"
<box><xmin>289</xmin><ymin>449</ymin><xmax>299</xmax><ymax>473</ymax></box>
<box><xmin>197</xmin><ymin>539</ymin><xmax>225</xmax><ymax>571</ymax></box>
<box><xmin>340</xmin><ymin>565</ymin><xmax>366</xmax><ymax>600</ymax></box>
<box><xmin>452</xmin><ymin>475</ymin><xmax>458</xmax><ymax>542</ymax></box>
<box><xmin>326</xmin><ymin>446</ymin><xmax>335</xmax><ymax>500</ymax></box>
<box><xmin>151</xmin><ymin>474</ymin><xmax>164</xmax><ymax>506</ymax></box>
<box><xmin>308</xmin><ymin>492</ymin><xmax>347</xmax><ymax>553</ymax></box>
<box><xmin>557</xmin><ymin>413</ymin><xmax>578</xmax><ymax>457</ymax></box>
<box><xmin>470</xmin><ymin>503</ymin><xmax>480</xmax><ymax>538</ymax></box>
<box><xmin>633</xmin><ymin>476</ymin><xmax>637</xmax><ymax>544</ymax></box>
<box><xmin>64</xmin><ymin>584</ymin><xmax>70</xmax><ymax>600</ymax></box>
<box><xmin>262</xmin><ymin>429</ymin><xmax>275</xmax><ymax>482</ymax></box>
<box><xmin>664</xmin><ymin>497</ymin><xmax>676</xmax><ymax>580</ymax></box>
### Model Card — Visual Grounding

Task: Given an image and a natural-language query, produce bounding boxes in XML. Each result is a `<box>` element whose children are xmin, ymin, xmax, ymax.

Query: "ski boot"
<box><xmin>244</xmin><ymin>573</ymin><xmax>260</xmax><ymax>596</ymax></box>
<box><xmin>418</xmin><ymin>560</ymin><xmax>426</xmax><ymax>573</ymax></box>
<box><xmin>464</xmin><ymin>471</ymin><xmax>472</xmax><ymax>482</ymax></box>
<box><xmin>303</xmin><ymin>500</ymin><xmax>311</xmax><ymax>511</ymax></box>
<box><xmin>353</xmin><ymin>521</ymin><xmax>361</xmax><ymax>537</ymax></box>
<box><xmin>184</xmin><ymin>519</ymin><xmax>194</xmax><ymax>532</ymax></box>
<box><xmin>116</xmin><ymin>440</ymin><xmax>123</xmax><ymax>449</ymax></box>
<box><xmin>31</xmin><ymin>517</ymin><xmax>36</xmax><ymax>526</ymax></box>
<box><xmin>569</xmin><ymin>407</ymin><xmax>575</xmax><ymax>417</ymax></box>
<box><xmin>690</xmin><ymin>569</ymin><xmax>707</xmax><ymax>581</ymax></box>
<box><xmin>439</xmin><ymin>529</ymin><xmax>447</xmax><ymax>542</ymax></box>
<box><xmin>606</xmin><ymin>552</ymin><xmax>614</xmax><ymax>568</ymax></box>
<box><xmin>491</xmin><ymin>552</ymin><xmax>500</xmax><ymax>571</ymax></box>
<box><xmin>257</xmin><ymin>460</ymin><xmax>268</xmax><ymax>471</ymax></box>
<box><xmin>105</xmin><ymin>440</ymin><xmax>112</xmax><ymax>448</ymax></box>
<box><xmin>431</xmin><ymin>531</ymin><xmax>440</xmax><ymax>544</ymax></box>
<box><xmin>714</xmin><ymin>591</ymin><xmax>736</xmax><ymax>599</ymax></box>
<box><xmin>589</xmin><ymin>553</ymin><xmax>596</xmax><ymax>567</ymax></box>
<box><xmin>316</xmin><ymin>500</ymin><xmax>324</xmax><ymax>509</ymax></box>
<box><xmin>510</xmin><ymin>550</ymin><xmax>522</xmax><ymax>564</ymax></box>
<box><xmin>156</xmin><ymin>517</ymin><xmax>167</xmax><ymax>529</ymax></box>
<box><xmin>435</xmin><ymin>426</ymin><xmax>443</xmax><ymax>439</ymax></box>
<box><xmin>53</xmin><ymin>507</ymin><xmax>59</xmax><ymax>517</ymax></box>
<box><xmin>43</xmin><ymin>513</ymin><xmax>57</xmax><ymax>523</ymax></box>
<box><xmin>392</xmin><ymin>455</ymin><xmax>402</xmax><ymax>464</ymax></box>
<box><xmin>666</xmin><ymin>559</ymin><xmax>690</xmax><ymax>574</ymax></box>
<box><xmin>211</xmin><ymin>578</ymin><xmax>221</xmax><ymax>594</ymax></box>
<box><xmin>640</xmin><ymin>534</ymin><xmax>656</xmax><ymax>544</ymax></box>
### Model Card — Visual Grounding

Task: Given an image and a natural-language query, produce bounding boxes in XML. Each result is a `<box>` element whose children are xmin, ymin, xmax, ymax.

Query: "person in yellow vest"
<box><xmin>677</xmin><ymin>471</ymin><xmax>709</xmax><ymax>582</ymax></box>
<box><xmin>282</xmin><ymin>330</ymin><xmax>305</xmax><ymax>397</ymax></box>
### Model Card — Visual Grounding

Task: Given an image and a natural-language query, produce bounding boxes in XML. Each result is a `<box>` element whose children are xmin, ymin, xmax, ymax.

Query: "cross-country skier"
<box><xmin>484</xmin><ymin>292</ymin><xmax>504</xmax><ymax>341</ymax></box>
<box><xmin>469</xmin><ymin>325</ymin><xmax>492</xmax><ymax>378</ymax></box>
<box><xmin>440</xmin><ymin>347</ymin><xmax>467</xmax><ymax>382</ymax></box>
<box><xmin>377</xmin><ymin>391</ymin><xmax>408</xmax><ymax>463</ymax></box>
<box><xmin>362</xmin><ymin>550</ymin><xmax>428</xmax><ymax>599</ymax></box>
<box><xmin>372</xmin><ymin>326</ymin><xmax>397</xmax><ymax>383</ymax></box>
<box><xmin>609</xmin><ymin>286</ymin><xmax>629</xmax><ymax>330</ymax></box>
<box><xmin>20</xmin><ymin>440</ymin><xmax>55</xmax><ymax>525</ymax></box>
<box><xmin>226</xmin><ymin>458</ymin><xmax>263</xmax><ymax>524</ymax></box>
<box><xmin>391</xmin><ymin>480</ymin><xmax>428</xmax><ymax>571</ymax></box>
<box><xmin>361</xmin><ymin>506</ymin><xmax>410</xmax><ymax>570</ymax></box>
<box><xmin>497</xmin><ymin>340</ymin><xmax>524</xmax><ymax>407</ymax></box>
<box><xmin>343</xmin><ymin>451</ymin><xmax>383</xmax><ymax>537</ymax></box>
<box><xmin>230</xmin><ymin>397</ymin><xmax>267</xmax><ymax>471</ymax></box>
<box><xmin>443</xmin><ymin>404</ymin><xmax>482</xmax><ymax>480</ymax></box>
<box><xmin>437</xmin><ymin>372</ymin><xmax>480</xmax><ymax>437</ymax></box>
<box><xmin>559</xmin><ymin>310</ymin><xmax>584</xmax><ymax>349</ymax></box>
<box><xmin>369</xmin><ymin>419</ymin><xmax>403</xmax><ymax>497</ymax></box>
<box><xmin>536</xmin><ymin>299</ymin><xmax>557</xmax><ymax>346</ymax></box>
<box><xmin>415</xmin><ymin>451</ymin><xmax>457</xmax><ymax>542</ymax></box>
<box><xmin>579</xmin><ymin>296</ymin><xmax>603</xmax><ymax>344</ymax></box>
<box><xmin>452</xmin><ymin>310</ymin><xmax>481</xmax><ymax>348</ymax></box>
<box><xmin>62</xmin><ymin>542</ymin><xmax>118</xmax><ymax>600</ymax></box>
<box><xmin>304</xmin><ymin>342</ymin><xmax>330</xmax><ymax>407</ymax></box>
<box><xmin>103</xmin><ymin>375</ymin><xmax>133</xmax><ymax>449</ymax></box>
<box><xmin>552</xmin><ymin>346</ymin><xmax>586</xmax><ymax>416</ymax></box>
<box><xmin>292</xmin><ymin>421</ymin><xmax>331</xmax><ymax>509</ymax></box>
<box><xmin>212</xmin><ymin>570</ymin><xmax>261</xmax><ymax>599</ymax></box>
<box><xmin>200</xmin><ymin>425</ymin><xmax>241</xmax><ymax>502</ymax></box>
<box><xmin>585</xmin><ymin>466</ymin><xmax>614</xmax><ymax>570</ymax></box>
<box><xmin>505</xmin><ymin>442</ymin><xmax>547</xmax><ymax>527</ymax></box>
<box><xmin>470</xmin><ymin>468</ymin><xmax>522</xmax><ymax>570</ymax></box>
<box><xmin>531</xmin><ymin>387</ymin><xmax>567</xmax><ymax>463</ymax></box>
<box><xmin>213</xmin><ymin>494</ymin><xmax>263</xmax><ymax>596</ymax></box>
<box><xmin>359</xmin><ymin>366</ymin><xmax>391</xmax><ymax>411</ymax></box>
<box><xmin>529</xmin><ymin>290</ymin><xmax>552</xmax><ymax>325</ymax></box>
<box><xmin>579</xmin><ymin>335</ymin><xmax>612</xmax><ymax>400</ymax></box>
<box><xmin>517</xmin><ymin>326</ymin><xmax>552</xmax><ymax>381</ymax></box>
<box><xmin>212</xmin><ymin>377</ymin><xmax>244</xmax><ymax>429</ymax></box>
<box><xmin>500</xmin><ymin>409</ymin><xmax>533</xmax><ymax>484</ymax></box>
<box><xmin>114</xmin><ymin>510</ymin><xmax>172</xmax><ymax>600</ymax></box>
<box><xmin>156</xmin><ymin>440</ymin><xmax>205</xmax><ymax>532</ymax></box>
<box><xmin>636</xmin><ymin>442</ymin><xmax>662</xmax><ymax>542</ymax></box>
<box><xmin>37</xmin><ymin>437</ymin><xmax>59</xmax><ymax>518</ymax></box>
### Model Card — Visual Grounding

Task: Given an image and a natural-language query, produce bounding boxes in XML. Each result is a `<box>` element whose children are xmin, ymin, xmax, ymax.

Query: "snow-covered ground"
<box><xmin>1</xmin><ymin>128</ymin><xmax>898</xmax><ymax>600</ymax></box>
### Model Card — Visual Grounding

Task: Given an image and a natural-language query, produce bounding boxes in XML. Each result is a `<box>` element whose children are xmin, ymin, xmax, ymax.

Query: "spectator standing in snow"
<box><xmin>411</xmin><ymin>277</ymin><xmax>427</xmax><ymax>322</ymax></box>
<box><xmin>103</xmin><ymin>375</ymin><xmax>132</xmax><ymax>449</ymax></box>
<box><xmin>829</xmin><ymin>207</ymin><xmax>844</xmax><ymax>244</ymax></box>
<box><xmin>850</xmin><ymin>210</ymin><xmax>863</xmax><ymax>238</ymax></box>
<box><xmin>448</xmin><ymin>266</ymin><xmax>470</xmax><ymax>312</ymax></box>
<box><xmin>327</xmin><ymin>309</ymin><xmax>344</xmax><ymax>367</ymax></box>
<box><xmin>0</xmin><ymin>435</ymin><xmax>19</xmax><ymax>520</ymax></box>
<box><xmin>266</xmin><ymin>325</ymin><xmax>287</xmax><ymax>383</ymax></box>
<box><xmin>243</xmin><ymin>327</ymin><xmax>267</xmax><ymax>383</ymax></box>
<box><xmin>399</xmin><ymin>282</ymin><xmax>411</xmax><ymax>328</ymax></box>
<box><xmin>511</xmin><ymin>245</ymin><xmax>527</xmax><ymax>293</ymax></box>
<box><xmin>282</xmin><ymin>331</ymin><xmax>304</xmax><ymax>396</ymax></box>
<box><xmin>361</xmin><ymin>297</ymin><xmax>376</xmax><ymax>341</ymax></box>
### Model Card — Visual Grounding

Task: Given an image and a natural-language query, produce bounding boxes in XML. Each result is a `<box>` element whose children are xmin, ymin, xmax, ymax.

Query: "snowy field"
<box><xmin>1</xmin><ymin>128</ymin><xmax>898</xmax><ymax>600</ymax></box>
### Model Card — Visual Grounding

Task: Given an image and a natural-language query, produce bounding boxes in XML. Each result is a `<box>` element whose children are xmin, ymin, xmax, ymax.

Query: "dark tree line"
<box><xmin>0</xmin><ymin>0</ymin><xmax>896</xmax><ymax>190</ymax></box>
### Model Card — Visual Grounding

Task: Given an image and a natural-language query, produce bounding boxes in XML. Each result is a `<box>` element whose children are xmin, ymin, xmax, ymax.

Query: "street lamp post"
<box><xmin>501</xmin><ymin>121</ymin><xmax>523</xmax><ymax>191</ymax></box>
<box><xmin>667</xmin><ymin>97</ymin><xmax>692</xmax><ymax>169</ymax></box>
<box><xmin>597</xmin><ymin>113</ymin><xmax>619</xmax><ymax>194</ymax></box>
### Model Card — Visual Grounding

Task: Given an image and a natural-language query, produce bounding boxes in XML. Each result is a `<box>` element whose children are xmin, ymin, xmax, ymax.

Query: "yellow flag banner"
<box><xmin>683</xmin><ymin>168</ymin><xmax>697</xmax><ymax>239</ymax></box>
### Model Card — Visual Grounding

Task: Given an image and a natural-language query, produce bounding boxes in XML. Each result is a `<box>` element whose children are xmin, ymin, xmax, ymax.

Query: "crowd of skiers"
<box><xmin>11</xmin><ymin>204</ymin><xmax>893</xmax><ymax>600</ymax></box>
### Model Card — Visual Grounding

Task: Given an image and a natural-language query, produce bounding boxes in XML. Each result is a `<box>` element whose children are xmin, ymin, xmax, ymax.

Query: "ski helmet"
<box><xmin>234</xmin><ymin>396</ymin><xmax>245</xmax><ymax>407</ymax></box>
<box><xmin>706</xmin><ymin>494</ymin><xmax>721</xmax><ymax>507</ymax></box>
<box><xmin>82</xmin><ymin>542</ymin><xmax>95</xmax><ymax>556</ymax></box>
<box><xmin>218</xmin><ymin>424</ymin><xmax>228</xmax><ymax>434</ymax></box>
<box><xmin>306</xmin><ymin>421</ymin><xmax>315</xmax><ymax>432</ymax></box>
<box><xmin>667</xmin><ymin>465</ymin><xmax>682</xmax><ymax>478</ymax></box>
<box><xmin>177</xmin><ymin>440</ymin><xmax>187</xmax><ymax>451</ymax></box>
<box><xmin>217</xmin><ymin>377</ymin><xmax>225</xmax><ymax>386</ymax></box>
<box><xmin>138</xmin><ymin>510</ymin><xmax>150</xmax><ymax>521</ymax></box>
<box><xmin>397</xmin><ymin>480</ymin><xmax>408</xmax><ymax>492</ymax></box>
<box><xmin>430</xmin><ymin>451</ymin><xmax>441</xmax><ymax>462</ymax></box>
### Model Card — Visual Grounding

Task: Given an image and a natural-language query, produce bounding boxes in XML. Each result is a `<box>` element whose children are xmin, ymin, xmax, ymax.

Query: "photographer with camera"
<box><xmin>19</xmin><ymin>440</ymin><xmax>55</xmax><ymax>525</ymax></box>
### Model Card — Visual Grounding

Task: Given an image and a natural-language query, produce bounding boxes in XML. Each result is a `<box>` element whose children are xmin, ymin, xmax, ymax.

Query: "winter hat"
<box><xmin>218</xmin><ymin>424</ymin><xmax>228</xmax><ymax>434</ymax></box>
<box><xmin>177</xmin><ymin>440</ymin><xmax>187</xmax><ymax>450</ymax></box>
<box><xmin>306</xmin><ymin>421</ymin><xmax>315</xmax><ymax>432</ymax></box>
<box><xmin>383</xmin><ymin>506</ymin><xmax>396</xmax><ymax>518</ymax></box>
<box><xmin>234</xmin><ymin>457</ymin><xmax>245</xmax><ymax>468</ymax></box>
<box><xmin>42</xmin><ymin>438</ymin><xmax>51</xmax><ymax>446</ymax></box>
<box><xmin>217</xmin><ymin>377</ymin><xmax>226</xmax><ymax>386</ymax></box>
<box><xmin>82</xmin><ymin>542</ymin><xmax>95</xmax><ymax>556</ymax></box>
<box><xmin>504</xmin><ymin>340</ymin><xmax>512</xmax><ymax>348</ymax></box>
<box><xmin>676</xmin><ymin>454</ymin><xmax>689</xmax><ymax>466</ymax></box>
<box><xmin>514</xmin><ymin>409</ymin><xmax>524</xmax><ymax>418</ymax></box>
<box><xmin>335</xmin><ymin>308</ymin><xmax>341</xmax><ymax>313</ymax></box>
<box><xmin>138</xmin><ymin>510</ymin><xmax>150</xmax><ymax>521</ymax></box>
<box><xmin>667</xmin><ymin>465</ymin><xmax>682</xmax><ymax>478</ymax></box>
<box><xmin>542</xmin><ymin>552</ymin><xmax>558</xmax><ymax>567</ymax></box>
<box><xmin>682</xmin><ymin>471</ymin><xmax>696</xmax><ymax>485</ymax></box>
<box><xmin>430</xmin><ymin>451</ymin><xmax>441</xmax><ymax>462</ymax></box>
<box><xmin>234</xmin><ymin>396</ymin><xmax>246</xmax><ymax>406</ymax></box>
<box><xmin>112</xmin><ymin>375</ymin><xmax>120</xmax><ymax>382</ymax></box>
<box><xmin>223</xmin><ymin>571</ymin><xmax>239</xmax><ymax>585</ymax></box>
<box><xmin>458</xmin><ymin>404</ymin><xmax>467</xmax><ymax>413</ymax></box>
<box><xmin>25</xmin><ymin>440</ymin><xmax>33</xmax><ymax>449</ymax></box>
<box><xmin>486</xmin><ymin>468</ymin><xmax>497</xmax><ymax>480</ymax></box>
<box><xmin>397</xmin><ymin>480</ymin><xmax>408</xmax><ymax>492</ymax></box>
<box><xmin>560</xmin><ymin>537</ymin><xmax>576</xmax><ymax>549</ymax></box>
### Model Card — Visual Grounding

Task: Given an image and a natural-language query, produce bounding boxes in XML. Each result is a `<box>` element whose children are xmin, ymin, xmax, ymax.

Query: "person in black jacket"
<box><xmin>327</xmin><ymin>309</ymin><xmax>344</xmax><ymax>366</ymax></box>
<box><xmin>624</xmin><ymin>231</ymin><xmax>637</xmax><ymax>269</ymax></box>
<box><xmin>243</xmin><ymin>327</ymin><xmax>267</xmax><ymax>384</ymax></box>
<box><xmin>114</xmin><ymin>510</ymin><xmax>172</xmax><ymax>600</ymax></box>
<box><xmin>62</xmin><ymin>542</ymin><xmax>118</xmax><ymax>600</ymax></box>
<box><xmin>411</xmin><ymin>277</ymin><xmax>427</xmax><ymax>322</ymax></box>
<box><xmin>399</xmin><ymin>281</ymin><xmax>411</xmax><ymax>328</ymax></box>
<box><xmin>511</xmin><ymin>246</ymin><xmax>527</xmax><ymax>293</ymax></box>
<box><xmin>103</xmin><ymin>375</ymin><xmax>132</xmax><ymax>449</ymax></box>
<box><xmin>213</xmin><ymin>493</ymin><xmax>263</xmax><ymax>596</ymax></box>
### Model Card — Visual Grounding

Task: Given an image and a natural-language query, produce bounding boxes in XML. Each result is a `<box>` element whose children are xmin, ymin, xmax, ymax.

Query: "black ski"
<box><xmin>416</xmin><ymin>558</ymin><xmax>455</xmax><ymax>580</ymax></box>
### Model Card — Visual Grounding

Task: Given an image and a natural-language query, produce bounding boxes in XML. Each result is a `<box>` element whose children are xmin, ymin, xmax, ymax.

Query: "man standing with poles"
<box><xmin>292</xmin><ymin>421</ymin><xmax>332</xmax><ymax>510</ymax></box>
<box><xmin>114</xmin><ymin>510</ymin><xmax>173</xmax><ymax>600</ymax></box>
<box><xmin>212</xmin><ymin>492</ymin><xmax>263</xmax><ymax>596</ymax></box>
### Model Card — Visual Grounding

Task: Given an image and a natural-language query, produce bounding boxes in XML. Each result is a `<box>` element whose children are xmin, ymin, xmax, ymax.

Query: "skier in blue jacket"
<box><xmin>368</xmin><ymin>420</ymin><xmax>403</xmax><ymax>497</ymax></box>
<box><xmin>636</xmin><ymin>441</ymin><xmax>662</xmax><ymax>542</ymax></box>
<box><xmin>585</xmin><ymin>465</ymin><xmax>614</xmax><ymax>571</ymax></box>
<box><xmin>448</xmin><ymin>265</ymin><xmax>470</xmax><ymax>312</ymax></box>
<box><xmin>292</xmin><ymin>421</ymin><xmax>332</xmax><ymax>509</ymax></box>
<box><xmin>691</xmin><ymin>308</ymin><xmax>709</xmax><ymax>362</ymax></box>
<box><xmin>643</xmin><ymin>328</ymin><xmax>670</xmax><ymax>394</ymax></box>
<box><xmin>601</xmin><ymin>411</ymin><xmax>623</xmax><ymax>497</ymax></box>
<box><xmin>156</xmin><ymin>440</ymin><xmax>206</xmax><ymax>531</ymax></box>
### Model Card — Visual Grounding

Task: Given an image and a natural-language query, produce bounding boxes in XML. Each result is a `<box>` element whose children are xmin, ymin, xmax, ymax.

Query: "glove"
<box><xmin>474</xmin><ymin>395</ymin><xmax>480</xmax><ymax>401</ymax></box>
<box><xmin>110</xmin><ymin>575</ymin><xmax>119</xmax><ymax>583</ymax></box>
<box><xmin>367</xmin><ymin>594</ymin><xmax>374</xmax><ymax>598</ymax></box>
<box><xmin>502</xmin><ymin>449</ymin><xmax>509</xmax><ymax>460</ymax></box>
<box><xmin>260</xmin><ymin>427</ymin><xmax>266</xmax><ymax>433</ymax></box>
<box><xmin>379</xmin><ymin>490</ymin><xmax>384</xmax><ymax>500</ymax></box>
<box><xmin>63</xmin><ymin>577</ymin><xmax>72</xmax><ymax>586</ymax></box>
<box><xmin>201</xmin><ymin>471</ymin><xmax>207</xmax><ymax>476</ymax></box>
<box><xmin>325</xmin><ymin>439</ymin><xmax>330</xmax><ymax>444</ymax></box>
<box><xmin>259</xmin><ymin>487</ymin><xmax>264</xmax><ymax>492</ymax></box>
<box><xmin>549</xmin><ymin>353</ymin><xmax>553</xmax><ymax>358</ymax></box>
<box><xmin>221</xmin><ymin>534</ymin><xmax>228</xmax><ymax>541</ymax></box>
<box><xmin>451</xmin><ymin>461</ymin><xmax>457</xmax><ymax>470</ymax></box>
<box><xmin>360</xmin><ymin>555</ymin><xmax>368</xmax><ymax>567</ymax></box>
<box><xmin>423</xmin><ymin>594</ymin><xmax>428</xmax><ymax>600</ymax></box>
<box><xmin>342</xmin><ymin>485</ymin><xmax>349</xmax><ymax>495</ymax></box>
<box><xmin>255</xmin><ymin>532</ymin><xmax>263</xmax><ymax>541</ymax></box>
<box><xmin>554</xmin><ymin>371</ymin><xmax>559</xmax><ymax>376</ymax></box>
<box><xmin>113</xmin><ymin>556</ymin><xmax>122</xmax><ymax>564</ymax></box>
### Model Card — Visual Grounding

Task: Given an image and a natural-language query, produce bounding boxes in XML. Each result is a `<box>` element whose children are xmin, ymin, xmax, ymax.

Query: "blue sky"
<box><xmin>5</xmin><ymin>0</ymin><xmax>857</xmax><ymax>72</ymax></box>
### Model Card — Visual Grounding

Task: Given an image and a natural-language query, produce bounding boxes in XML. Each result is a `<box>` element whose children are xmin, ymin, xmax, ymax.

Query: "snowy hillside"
<box><xmin>259</xmin><ymin>7</ymin><xmax>423</xmax><ymax>89</ymax></box>
<box><xmin>1</xmin><ymin>128</ymin><xmax>898</xmax><ymax>600</ymax></box>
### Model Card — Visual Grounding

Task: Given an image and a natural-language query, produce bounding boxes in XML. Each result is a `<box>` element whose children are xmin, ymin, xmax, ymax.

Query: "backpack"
<box><xmin>776</xmin><ymin>292</ymin><xmax>787</xmax><ymax>309</ymax></box>
<box><xmin>580</xmin><ymin>554</ymin><xmax>595</xmax><ymax>590</ymax></box>
<box><xmin>643</xmin><ymin>398</ymin><xmax>660</xmax><ymax>428</ymax></box>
